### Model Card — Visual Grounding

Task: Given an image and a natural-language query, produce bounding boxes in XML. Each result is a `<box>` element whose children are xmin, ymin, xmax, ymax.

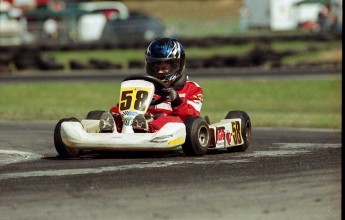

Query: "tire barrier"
<box><xmin>0</xmin><ymin>33</ymin><xmax>341</xmax><ymax>72</ymax></box>
<box><xmin>69</xmin><ymin>59</ymin><xmax>122</xmax><ymax>70</ymax></box>
<box><xmin>0</xmin><ymin>32</ymin><xmax>341</xmax><ymax>52</ymax></box>
<box><xmin>13</xmin><ymin>52</ymin><xmax>64</xmax><ymax>71</ymax></box>
<box><xmin>69</xmin><ymin>59</ymin><xmax>90</xmax><ymax>70</ymax></box>
<box><xmin>128</xmin><ymin>60</ymin><xmax>145</xmax><ymax>69</ymax></box>
<box><xmin>0</xmin><ymin>52</ymin><xmax>15</xmax><ymax>74</ymax></box>
<box><xmin>88</xmin><ymin>59</ymin><xmax>122</xmax><ymax>70</ymax></box>
<box><xmin>2</xmin><ymin>47</ymin><xmax>340</xmax><ymax>72</ymax></box>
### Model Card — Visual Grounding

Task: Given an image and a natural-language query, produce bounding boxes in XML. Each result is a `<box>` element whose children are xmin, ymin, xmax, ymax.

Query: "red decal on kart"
<box><xmin>216</xmin><ymin>127</ymin><xmax>225</xmax><ymax>142</ymax></box>
<box><xmin>226</xmin><ymin>132</ymin><xmax>231</xmax><ymax>145</ymax></box>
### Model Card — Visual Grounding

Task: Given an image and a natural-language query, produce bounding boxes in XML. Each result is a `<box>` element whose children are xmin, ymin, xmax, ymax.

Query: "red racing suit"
<box><xmin>110</xmin><ymin>81</ymin><xmax>203</xmax><ymax>132</ymax></box>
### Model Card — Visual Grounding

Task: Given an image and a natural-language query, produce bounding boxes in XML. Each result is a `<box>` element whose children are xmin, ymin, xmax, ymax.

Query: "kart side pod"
<box><xmin>208</xmin><ymin>111</ymin><xmax>251</xmax><ymax>152</ymax></box>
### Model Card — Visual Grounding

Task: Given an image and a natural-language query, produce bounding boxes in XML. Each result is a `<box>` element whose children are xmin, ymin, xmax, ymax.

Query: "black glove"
<box><xmin>161</xmin><ymin>88</ymin><xmax>182</xmax><ymax>107</ymax></box>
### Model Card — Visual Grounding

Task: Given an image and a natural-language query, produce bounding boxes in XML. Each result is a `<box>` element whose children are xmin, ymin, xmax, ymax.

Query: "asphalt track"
<box><xmin>0</xmin><ymin>68</ymin><xmax>342</xmax><ymax>220</ymax></box>
<box><xmin>0</xmin><ymin>120</ymin><xmax>341</xmax><ymax>220</ymax></box>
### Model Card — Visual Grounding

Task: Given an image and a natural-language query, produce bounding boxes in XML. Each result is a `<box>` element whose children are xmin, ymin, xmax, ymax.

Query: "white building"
<box><xmin>242</xmin><ymin>0</ymin><xmax>342</xmax><ymax>31</ymax></box>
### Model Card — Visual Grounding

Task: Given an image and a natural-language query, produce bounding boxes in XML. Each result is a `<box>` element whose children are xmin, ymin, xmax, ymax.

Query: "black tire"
<box><xmin>54</xmin><ymin>117</ymin><xmax>81</xmax><ymax>159</ymax></box>
<box><xmin>86</xmin><ymin>110</ymin><xmax>105</xmax><ymax>120</ymax></box>
<box><xmin>225</xmin><ymin>111</ymin><xmax>251</xmax><ymax>151</ymax></box>
<box><xmin>182</xmin><ymin>117</ymin><xmax>210</xmax><ymax>156</ymax></box>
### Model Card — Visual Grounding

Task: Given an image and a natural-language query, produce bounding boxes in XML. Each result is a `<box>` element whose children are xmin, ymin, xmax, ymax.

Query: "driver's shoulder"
<box><xmin>185</xmin><ymin>81</ymin><xmax>202</xmax><ymax>88</ymax></box>
<box><xmin>178</xmin><ymin>81</ymin><xmax>203</xmax><ymax>96</ymax></box>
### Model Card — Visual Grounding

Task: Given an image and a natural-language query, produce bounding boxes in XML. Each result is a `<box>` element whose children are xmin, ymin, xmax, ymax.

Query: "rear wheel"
<box><xmin>54</xmin><ymin>117</ymin><xmax>81</xmax><ymax>159</ymax></box>
<box><xmin>86</xmin><ymin>110</ymin><xmax>105</xmax><ymax>119</ymax></box>
<box><xmin>225</xmin><ymin>111</ymin><xmax>251</xmax><ymax>151</ymax></box>
<box><xmin>182</xmin><ymin>117</ymin><xmax>210</xmax><ymax>156</ymax></box>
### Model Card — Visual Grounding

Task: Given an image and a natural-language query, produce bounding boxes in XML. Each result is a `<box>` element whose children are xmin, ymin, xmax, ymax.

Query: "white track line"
<box><xmin>0</xmin><ymin>142</ymin><xmax>341</xmax><ymax>180</ymax></box>
<box><xmin>0</xmin><ymin>150</ymin><xmax>42</xmax><ymax>166</ymax></box>
<box><xmin>0</xmin><ymin>159</ymin><xmax>250</xmax><ymax>180</ymax></box>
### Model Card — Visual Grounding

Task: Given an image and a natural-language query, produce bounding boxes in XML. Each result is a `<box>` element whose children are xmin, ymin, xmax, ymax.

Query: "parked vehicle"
<box><xmin>0</xmin><ymin>1</ymin><xmax>23</xmax><ymax>46</ymax></box>
<box><xmin>24</xmin><ymin>5</ymin><xmax>89</xmax><ymax>44</ymax></box>
<box><xmin>23</xmin><ymin>1</ymin><xmax>165</xmax><ymax>46</ymax></box>
<box><xmin>100</xmin><ymin>10</ymin><xmax>166</xmax><ymax>45</ymax></box>
<box><xmin>243</xmin><ymin>0</ymin><xmax>341</xmax><ymax>31</ymax></box>
<box><xmin>77</xmin><ymin>1</ymin><xmax>165</xmax><ymax>45</ymax></box>
<box><xmin>78</xmin><ymin>1</ymin><xmax>129</xmax><ymax>20</ymax></box>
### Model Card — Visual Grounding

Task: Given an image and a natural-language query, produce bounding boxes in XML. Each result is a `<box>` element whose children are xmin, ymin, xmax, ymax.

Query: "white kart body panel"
<box><xmin>60</xmin><ymin>118</ymin><xmax>244</xmax><ymax>152</ymax></box>
<box><xmin>118</xmin><ymin>80</ymin><xmax>154</xmax><ymax>133</ymax></box>
<box><xmin>60</xmin><ymin>120</ymin><xmax>186</xmax><ymax>151</ymax></box>
<box><xmin>208</xmin><ymin>119</ymin><xmax>244</xmax><ymax>149</ymax></box>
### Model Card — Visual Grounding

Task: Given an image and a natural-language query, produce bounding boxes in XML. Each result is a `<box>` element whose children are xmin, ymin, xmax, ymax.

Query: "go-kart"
<box><xmin>54</xmin><ymin>75</ymin><xmax>251</xmax><ymax>158</ymax></box>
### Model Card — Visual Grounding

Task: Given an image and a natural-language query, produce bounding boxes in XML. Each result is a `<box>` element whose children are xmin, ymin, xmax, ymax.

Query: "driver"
<box><xmin>100</xmin><ymin>37</ymin><xmax>203</xmax><ymax>133</ymax></box>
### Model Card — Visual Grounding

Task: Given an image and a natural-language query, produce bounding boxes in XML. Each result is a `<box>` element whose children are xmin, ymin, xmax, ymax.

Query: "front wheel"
<box><xmin>225</xmin><ymin>111</ymin><xmax>251</xmax><ymax>151</ymax></box>
<box><xmin>54</xmin><ymin>117</ymin><xmax>81</xmax><ymax>159</ymax></box>
<box><xmin>182</xmin><ymin>117</ymin><xmax>210</xmax><ymax>156</ymax></box>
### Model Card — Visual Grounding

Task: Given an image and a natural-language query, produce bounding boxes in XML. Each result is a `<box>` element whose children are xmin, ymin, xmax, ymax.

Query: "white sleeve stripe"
<box><xmin>187</xmin><ymin>100</ymin><xmax>202</xmax><ymax>112</ymax></box>
<box><xmin>156</xmin><ymin>103</ymin><xmax>173</xmax><ymax>111</ymax></box>
<box><xmin>150</xmin><ymin>100</ymin><xmax>202</xmax><ymax>112</ymax></box>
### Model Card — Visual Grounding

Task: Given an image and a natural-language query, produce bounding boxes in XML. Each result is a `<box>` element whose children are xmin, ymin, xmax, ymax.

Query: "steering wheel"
<box><xmin>122</xmin><ymin>75</ymin><xmax>169</xmax><ymax>105</ymax></box>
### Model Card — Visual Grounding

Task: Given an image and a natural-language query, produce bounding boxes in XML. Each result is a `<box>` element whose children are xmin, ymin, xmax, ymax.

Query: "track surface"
<box><xmin>0</xmin><ymin>69</ymin><xmax>341</xmax><ymax>219</ymax></box>
<box><xmin>0</xmin><ymin>121</ymin><xmax>341</xmax><ymax>220</ymax></box>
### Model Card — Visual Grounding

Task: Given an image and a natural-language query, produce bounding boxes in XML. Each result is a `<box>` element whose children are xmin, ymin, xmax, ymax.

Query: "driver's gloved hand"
<box><xmin>144</xmin><ymin>113</ymin><xmax>154</xmax><ymax>122</ymax></box>
<box><xmin>162</xmin><ymin>88</ymin><xmax>182</xmax><ymax>107</ymax></box>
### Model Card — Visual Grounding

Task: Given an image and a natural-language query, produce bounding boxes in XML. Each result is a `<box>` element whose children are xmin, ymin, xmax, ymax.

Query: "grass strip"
<box><xmin>0</xmin><ymin>78</ymin><xmax>341</xmax><ymax>128</ymax></box>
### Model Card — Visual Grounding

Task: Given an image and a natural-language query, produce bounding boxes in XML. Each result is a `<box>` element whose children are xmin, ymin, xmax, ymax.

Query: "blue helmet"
<box><xmin>145</xmin><ymin>37</ymin><xmax>186</xmax><ymax>86</ymax></box>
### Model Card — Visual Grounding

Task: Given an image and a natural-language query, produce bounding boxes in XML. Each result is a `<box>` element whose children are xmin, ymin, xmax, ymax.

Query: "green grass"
<box><xmin>199</xmin><ymin>78</ymin><xmax>341</xmax><ymax>128</ymax></box>
<box><xmin>0</xmin><ymin>78</ymin><xmax>341</xmax><ymax>129</ymax></box>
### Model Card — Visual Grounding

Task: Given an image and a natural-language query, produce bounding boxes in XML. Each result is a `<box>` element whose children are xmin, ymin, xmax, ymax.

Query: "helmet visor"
<box><xmin>146</xmin><ymin>58</ymin><xmax>180</xmax><ymax>80</ymax></box>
